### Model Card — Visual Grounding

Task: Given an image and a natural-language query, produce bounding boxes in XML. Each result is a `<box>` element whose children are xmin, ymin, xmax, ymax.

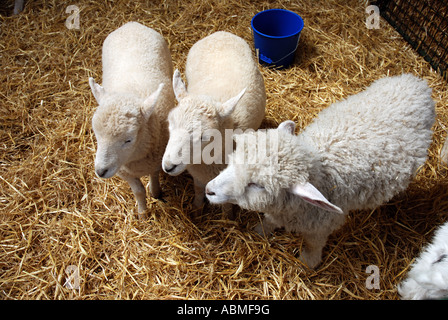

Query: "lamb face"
<box><xmin>205</xmin><ymin>162</ymin><xmax>279</xmax><ymax>212</ymax></box>
<box><xmin>90</xmin><ymin>78</ymin><xmax>162</xmax><ymax>179</ymax></box>
<box><xmin>162</xmin><ymin>97</ymin><xmax>220</xmax><ymax>176</ymax></box>
<box><xmin>206</xmin><ymin>157</ymin><xmax>343</xmax><ymax>215</ymax></box>
<box><xmin>206</xmin><ymin>124</ymin><xmax>343</xmax><ymax>215</ymax></box>
<box><xmin>162</xmin><ymin>69</ymin><xmax>245</xmax><ymax>176</ymax></box>
<box><xmin>92</xmin><ymin>96</ymin><xmax>142</xmax><ymax>178</ymax></box>
<box><xmin>205</xmin><ymin>129</ymin><xmax>281</xmax><ymax>208</ymax></box>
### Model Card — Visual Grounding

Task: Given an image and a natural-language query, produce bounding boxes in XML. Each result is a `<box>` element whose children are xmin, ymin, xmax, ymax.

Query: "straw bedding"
<box><xmin>1</xmin><ymin>0</ymin><xmax>447</xmax><ymax>300</ymax></box>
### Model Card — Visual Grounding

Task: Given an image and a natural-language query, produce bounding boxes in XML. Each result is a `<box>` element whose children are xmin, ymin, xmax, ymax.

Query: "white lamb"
<box><xmin>398</xmin><ymin>221</ymin><xmax>448</xmax><ymax>299</ymax></box>
<box><xmin>89</xmin><ymin>22</ymin><xmax>175</xmax><ymax>216</ymax></box>
<box><xmin>206</xmin><ymin>74</ymin><xmax>435</xmax><ymax>268</ymax></box>
<box><xmin>162</xmin><ymin>31</ymin><xmax>266</xmax><ymax>209</ymax></box>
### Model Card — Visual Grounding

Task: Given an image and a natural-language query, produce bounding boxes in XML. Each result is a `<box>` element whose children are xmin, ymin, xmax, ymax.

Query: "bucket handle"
<box><xmin>255</xmin><ymin>39</ymin><xmax>300</xmax><ymax>65</ymax></box>
<box><xmin>252</xmin><ymin>27</ymin><xmax>301</xmax><ymax>65</ymax></box>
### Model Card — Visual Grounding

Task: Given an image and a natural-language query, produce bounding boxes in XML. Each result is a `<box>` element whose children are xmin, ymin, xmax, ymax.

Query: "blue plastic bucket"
<box><xmin>251</xmin><ymin>9</ymin><xmax>304</xmax><ymax>68</ymax></box>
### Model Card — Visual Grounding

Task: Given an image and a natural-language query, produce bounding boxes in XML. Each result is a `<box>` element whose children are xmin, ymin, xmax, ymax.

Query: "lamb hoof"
<box><xmin>153</xmin><ymin>190</ymin><xmax>166</xmax><ymax>202</ymax></box>
<box><xmin>299</xmin><ymin>251</ymin><xmax>321</xmax><ymax>269</ymax></box>
<box><xmin>149</xmin><ymin>188</ymin><xmax>161</xmax><ymax>200</ymax></box>
<box><xmin>222</xmin><ymin>204</ymin><xmax>235</xmax><ymax>220</ymax></box>
<box><xmin>254</xmin><ymin>222</ymin><xmax>268</xmax><ymax>237</ymax></box>
<box><xmin>193</xmin><ymin>197</ymin><xmax>205</xmax><ymax>208</ymax></box>
<box><xmin>137</xmin><ymin>211</ymin><xmax>148</xmax><ymax>220</ymax></box>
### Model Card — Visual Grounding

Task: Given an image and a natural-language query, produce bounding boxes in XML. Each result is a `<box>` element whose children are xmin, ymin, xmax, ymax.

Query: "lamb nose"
<box><xmin>96</xmin><ymin>168</ymin><xmax>108</xmax><ymax>178</ymax></box>
<box><xmin>205</xmin><ymin>188</ymin><xmax>215</xmax><ymax>196</ymax></box>
<box><xmin>164</xmin><ymin>164</ymin><xmax>177</xmax><ymax>173</ymax></box>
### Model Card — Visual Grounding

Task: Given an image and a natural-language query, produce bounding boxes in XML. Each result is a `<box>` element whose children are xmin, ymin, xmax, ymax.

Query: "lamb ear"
<box><xmin>89</xmin><ymin>77</ymin><xmax>105</xmax><ymax>103</ymax></box>
<box><xmin>219</xmin><ymin>88</ymin><xmax>246</xmax><ymax>118</ymax></box>
<box><xmin>142</xmin><ymin>83</ymin><xmax>164</xmax><ymax>119</ymax></box>
<box><xmin>173</xmin><ymin>69</ymin><xmax>187</xmax><ymax>101</ymax></box>
<box><xmin>278</xmin><ymin>120</ymin><xmax>296</xmax><ymax>134</ymax></box>
<box><xmin>289</xmin><ymin>182</ymin><xmax>344</xmax><ymax>214</ymax></box>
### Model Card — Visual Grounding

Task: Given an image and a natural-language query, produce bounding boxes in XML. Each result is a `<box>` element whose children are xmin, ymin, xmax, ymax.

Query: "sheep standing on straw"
<box><xmin>162</xmin><ymin>31</ymin><xmax>266</xmax><ymax>215</ymax></box>
<box><xmin>206</xmin><ymin>74</ymin><xmax>435</xmax><ymax>268</ymax></box>
<box><xmin>89</xmin><ymin>22</ymin><xmax>175</xmax><ymax>217</ymax></box>
<box><xmin>397</xmin><ymin>89</ymin><xmax>448</xmax><ymax>300</ymax></box>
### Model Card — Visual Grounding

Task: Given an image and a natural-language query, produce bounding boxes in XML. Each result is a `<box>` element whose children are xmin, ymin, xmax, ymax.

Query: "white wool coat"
<box><xmin>398</xmin><ymin>221</ymin><xmax>448</xmax><ymax>299</ymax></box>
<box><xmin>207</xmin><ymin>73</ymin><xmax>435</xmax><ymax>267</ymax></box>
<box><xmin>185</xmin><ymin>31</ymin><xmax>266</xmax><ymax>130</ymax></box>
<box><xmin>101</xmin><ymin>21</ymin><xmax>174</xmax><ymax>119</ymax></box>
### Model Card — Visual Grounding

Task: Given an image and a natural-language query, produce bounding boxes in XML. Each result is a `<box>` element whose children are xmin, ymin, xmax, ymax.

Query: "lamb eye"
<box><xmin>248</xmin><ymin>182</ymin><xmax>264</xmax><ymax>189</ymax></box>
